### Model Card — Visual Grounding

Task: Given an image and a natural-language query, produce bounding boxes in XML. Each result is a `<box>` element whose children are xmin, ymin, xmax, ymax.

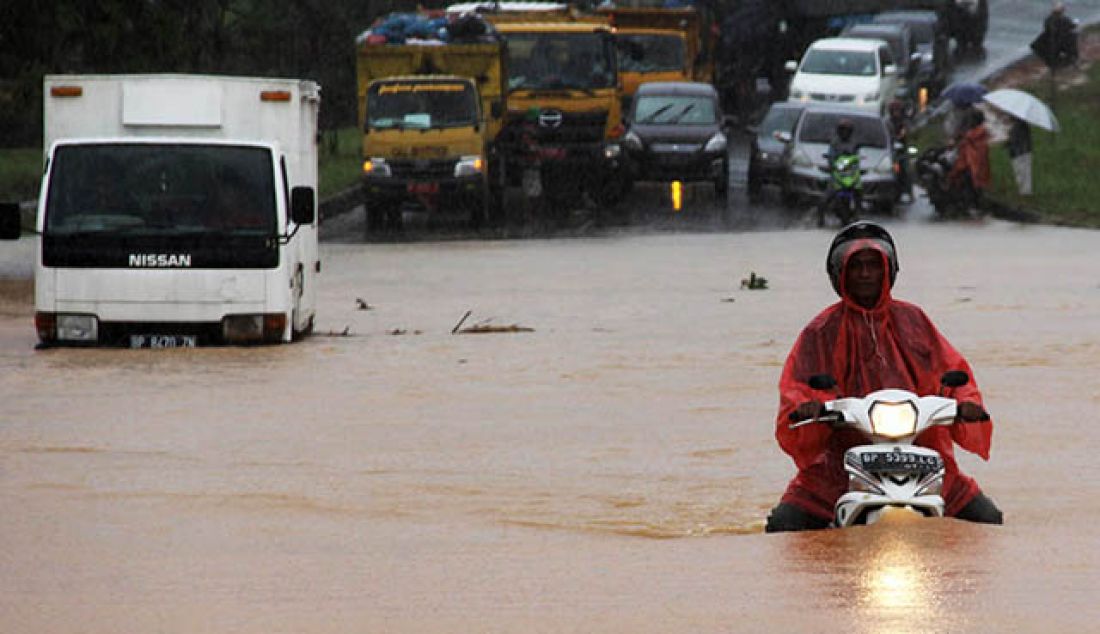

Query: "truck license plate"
<box><xmin>407</xmin><ymin>182</ymin><xmax>439</xmax><ymax>194</ymax></box>
<box><xmin>130</xmin><ymin>335</ymin><xmax>197</xmax><ymax>349</ymax></box>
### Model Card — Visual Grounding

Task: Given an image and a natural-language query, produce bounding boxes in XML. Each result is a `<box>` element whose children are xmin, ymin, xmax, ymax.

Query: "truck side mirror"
<box><xmin>0</xmin><ymin>202</ymin><xmax>21</xmax><ymax>240</ymax></box>
<box><xmin>290</xmin><ymin>186</ymin><xmax>315</xmax><ymax>225</ymax></box>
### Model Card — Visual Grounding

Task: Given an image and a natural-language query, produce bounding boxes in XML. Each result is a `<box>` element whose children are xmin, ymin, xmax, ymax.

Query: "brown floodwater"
<box><xmin>2</xmin><ymin>218</ymin><xmax>1099</xmax><ymax>632</ymax></box>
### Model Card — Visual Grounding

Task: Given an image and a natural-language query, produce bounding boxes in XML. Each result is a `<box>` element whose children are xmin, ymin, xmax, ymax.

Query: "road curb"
<box><xmin>319</xmin><ymin>184</ymin><xmax>363</xmax><ymax>223</ymax></box>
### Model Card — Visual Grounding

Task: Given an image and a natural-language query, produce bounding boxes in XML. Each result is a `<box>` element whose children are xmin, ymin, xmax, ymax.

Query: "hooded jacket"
<box><xmin>775</xmin><ymin>239</ymin><xmax>993</xmax><ymax>520</ymax></box>
<box><xmin>950</xmin><ymin>124</ymin><xmax>992</xmax><ymax>190</ymax></box>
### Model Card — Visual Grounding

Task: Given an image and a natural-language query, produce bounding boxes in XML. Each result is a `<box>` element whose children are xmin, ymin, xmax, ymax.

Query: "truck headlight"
<box><xmin>704</xmin><ymin>132</ymin><xmax>727</xmax><ymax>153</ymax></box>
<box><xmin>603</xmin><ymin>144</ymin><xmax>622</xmax><ymax>160</ymax></box>
<box><xmin>454</xmin><ymin>155</ymin><xmax>484</xmax><ymax>178</ymax></box>
<box><xmin>623</xmin><ymin>131</ymin><xmax>643</xmax><ymax>151</ymax></box>
<box><xmin>363</xmin><ymin>157</ymin><xmax>392</xmax><ymax>177</ymax></box>
<box><xmin>870</xmin><ymin>401</ymin><xmax>918</xmax><ymax>438</ymax></box>
<box><xmin>56</xmin><ymin>314</ymin><xmax>98</xmax><ymax>342</ymax></box>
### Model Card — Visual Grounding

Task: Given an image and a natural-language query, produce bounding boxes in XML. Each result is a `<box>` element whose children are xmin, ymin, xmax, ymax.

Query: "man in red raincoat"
<box><xmin>765</xmin><ymin>221</ymin><xmax>1003</xmax><ymax>531</ymax></box>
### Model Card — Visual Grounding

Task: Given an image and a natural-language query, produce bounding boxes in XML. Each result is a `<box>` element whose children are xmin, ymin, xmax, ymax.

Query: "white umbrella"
<box><xmin>982</xmin><ymin>88</ymin><xmax>1060</xmax><ymax>132</ymax></box>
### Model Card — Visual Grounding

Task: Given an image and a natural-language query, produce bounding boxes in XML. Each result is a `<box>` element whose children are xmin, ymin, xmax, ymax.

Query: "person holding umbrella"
<box><xmin>1006</xmin><ymin>116</ymin><xmax>1033</xmax><ymax>195</ymax></box>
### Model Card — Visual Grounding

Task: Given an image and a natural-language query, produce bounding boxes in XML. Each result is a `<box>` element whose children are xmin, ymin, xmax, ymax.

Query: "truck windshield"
<box><xmin>506</xmin><ymin>32</ymin><xmax>616</xmax><ymax>92</ymax></box>
<box><xmin>367</xmin><ymin>82</ymin><xmax>478</xmax><ymax>130</ymax></box>
<box><xmin>43</xmin><ymin>144</ymin><xmax>279</xmax><ymax>268</ymax></box>
<box><xmin>618</xmin><ymin>33</ymin><xmax>685</xmax><ymax>73</ymax></box>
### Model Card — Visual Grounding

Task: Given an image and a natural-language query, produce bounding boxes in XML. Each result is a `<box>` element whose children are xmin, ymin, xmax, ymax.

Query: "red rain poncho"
<box><xmin>775</xmin><ymin>240</ymin><xmax>993</xmax><ymax>521</ymax></box>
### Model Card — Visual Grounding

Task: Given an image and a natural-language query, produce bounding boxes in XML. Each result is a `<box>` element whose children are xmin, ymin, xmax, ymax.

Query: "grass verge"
<box><xmin>912</xmin><ymin>52</ymin><xmax>1100</xmax><ymax>228</ymax></box>
<box><xmin>0</xmin><ymin>148</ymin><xmax>43</xmax><ymax>203</ymax></box>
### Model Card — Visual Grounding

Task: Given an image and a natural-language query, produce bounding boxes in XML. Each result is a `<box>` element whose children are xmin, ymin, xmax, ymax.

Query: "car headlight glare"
<box><xmin>56</xmin><ymin>314</ymin><xmax>98</xmax><ymax>342</ymax></box>
<box><xmin>870</xmin><ymin>401</ymin><xmax>918</xmax><ymax>438</ymax></box>
<box><xmin>874</xmin><ymin>154</ymin><xmax>894</xmax><ymax>175</ymax></box>
<box><xmin>454</xmin><ymin>155</ymin><xmax>484</xmax><ymax>178</ymax></box>
<box><xmin>704</xmin><ymin>132</ymin><xmax>727</xmax><ymax>153</ymax></box>
<box><xmin>363</xmin><ymin>157</ymin><xmax>392</xmax><ymax>177</ymax></box>
<box><xmin>623</xmin><ymin>131</ymin><xmax>643</xmax><ymax>151</ymax></box>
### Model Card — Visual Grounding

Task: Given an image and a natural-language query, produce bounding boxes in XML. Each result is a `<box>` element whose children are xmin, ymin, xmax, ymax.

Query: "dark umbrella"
<box><xmin>941</xmin><ymin>82</ymin><xmax>987</xmax><ymax>106</ymax></box>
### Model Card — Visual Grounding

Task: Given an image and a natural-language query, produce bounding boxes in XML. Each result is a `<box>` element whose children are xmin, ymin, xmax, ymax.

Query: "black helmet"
<box><xmin>836</xmin><ymin>118</ymin><xmax>854</xmax><ymax>140</ymax></box>
<box><xmin>826</xmin><ymin>221</ymin><xmax>899</xmax><ymax>295</ymax></box>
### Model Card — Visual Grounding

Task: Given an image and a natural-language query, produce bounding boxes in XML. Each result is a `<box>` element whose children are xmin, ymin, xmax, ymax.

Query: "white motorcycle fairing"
<box><xmin>791</xmin><ymin>387</ymin><xmax>960</xmax><ymax>528</ymax></box>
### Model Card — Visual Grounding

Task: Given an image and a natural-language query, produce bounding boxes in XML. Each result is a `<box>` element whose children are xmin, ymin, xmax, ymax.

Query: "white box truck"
<box><xmin>0</xmin><ymin>74</ymin><xmax>321</xmax><ymax>347</ymax></box>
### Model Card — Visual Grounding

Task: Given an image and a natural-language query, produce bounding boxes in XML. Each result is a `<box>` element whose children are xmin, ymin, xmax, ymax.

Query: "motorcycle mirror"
<box><xmin>940</xmin><ymin>370</ymin><xmax>970</xmax><ymax>388</ymax></box>
<box><xmin>808</xmin><ymin>374</ymin><xmax>837</xmax><ymax>390</ymax></box>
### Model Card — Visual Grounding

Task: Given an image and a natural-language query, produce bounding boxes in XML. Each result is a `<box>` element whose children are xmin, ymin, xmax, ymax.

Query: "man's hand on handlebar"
<box><xmin>957</xmin><ymin>401</ymin><xmax>990</xmax><ymax>422</ymax></box>
<box><xmin>788</xmin><ymin>400</ymin><xmax>826</xmax><ymax>422</ymax></box>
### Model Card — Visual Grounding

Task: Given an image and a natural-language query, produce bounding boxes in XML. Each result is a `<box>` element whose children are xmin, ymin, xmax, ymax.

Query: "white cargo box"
<box><xmin>43</xmin><ymin>74</ymin><xmax>321</xmax><ymax>187</ymax></box>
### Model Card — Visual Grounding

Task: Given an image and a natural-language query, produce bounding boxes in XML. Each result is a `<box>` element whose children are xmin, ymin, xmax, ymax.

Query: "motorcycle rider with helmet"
<box><xmin>821</xmin><ymin>118</ymin><xmax>863</xmax><ymax>222</ymax></box>
<box><xmin>765</xmin><ymin>221</ymin><xmax>1004</xmax><ymax>531</ymax></box>
<box><xmin>887</xmin><ymin>99</ymin><xmax>913</xmax><ymax>203</ymax></box>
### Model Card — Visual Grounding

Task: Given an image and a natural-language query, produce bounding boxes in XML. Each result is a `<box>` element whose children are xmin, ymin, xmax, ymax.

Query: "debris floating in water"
<box><xmin>740</xmin><ymin>272</ymin><xmax>768</xmax><ymax>290</ymax></box>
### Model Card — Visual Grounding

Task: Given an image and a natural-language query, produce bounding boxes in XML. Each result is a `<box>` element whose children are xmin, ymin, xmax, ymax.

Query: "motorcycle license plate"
<box><xmin>860</xmin><ymin>451</ymin><xmax>941</xmax><ymax>474</ymax></box>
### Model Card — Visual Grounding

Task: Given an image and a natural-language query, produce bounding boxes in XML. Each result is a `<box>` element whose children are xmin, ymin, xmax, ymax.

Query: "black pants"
<box><xmin>764</xmin><ymin>492</ymin><xmax>1003</xmax><ymax>533</ymax></box>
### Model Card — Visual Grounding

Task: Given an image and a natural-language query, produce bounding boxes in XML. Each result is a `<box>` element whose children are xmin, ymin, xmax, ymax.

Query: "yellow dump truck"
<box><xmin>597</xmin><ymin>5</ymin><xmax>714</xmax><ymax>83</ymax></box>
<box><xmin>614</xmin><ymin>27</ymin><xmax>691</xmax><ymax>113</ymax></box>
<box><xmin>446</xmin><ymin>3</ymin><xmax>629</xmax><ymax>214</ymax></box>
<box><xmin>356</xmin><ymin>38</ymin><xmax>505</xmax><ymax>233</ymax></box>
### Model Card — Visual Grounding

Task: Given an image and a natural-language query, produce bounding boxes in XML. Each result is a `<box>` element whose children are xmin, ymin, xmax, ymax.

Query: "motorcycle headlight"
<box><xmin>704</xmin><ymin>132</ymin><xmax>727</xmax><ymax>153</ymax></box>
<box><xmin>454</xmin><ymin>155</ymin><xmax>484</xmax><ymax>178</ymax></box>
<box><xmin>623</xmin><ymin>131</ymin><xmax>644</xmax><ymax>151</ymax></box>
<box><xmin>363</xmin><ymin>157</ymin><xmax>392</xmax><ymax>177</ymax></box>
<box><xmin>870</xmin><ymin>401</ymin><xmax>918</xmax><ymax>438</ymax></box>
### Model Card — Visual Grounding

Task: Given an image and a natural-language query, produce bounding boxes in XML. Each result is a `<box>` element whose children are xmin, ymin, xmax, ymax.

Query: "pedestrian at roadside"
<box><xmin>1042</xmin><ymin>2</ymin><xmax>1079</xmax><ymax>68</ymax></box>
<box><xmin>1006</xmin><ymin>116</ymin><xmax>1033</xmax><ymax>196</ymax></box>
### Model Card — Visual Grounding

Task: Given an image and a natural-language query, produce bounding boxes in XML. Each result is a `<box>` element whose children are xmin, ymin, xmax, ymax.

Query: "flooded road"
<box><xmin>2</xmin><ymin>216</ymin><xmax>1099</xmax><ymax>632</ymax></box>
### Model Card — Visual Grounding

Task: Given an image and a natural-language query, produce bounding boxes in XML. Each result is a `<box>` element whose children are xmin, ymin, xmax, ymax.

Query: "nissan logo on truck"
<box><xmin>128</xmin><ymin>253</ymin><xmax>193</xmax><ymax>268</ymax></box>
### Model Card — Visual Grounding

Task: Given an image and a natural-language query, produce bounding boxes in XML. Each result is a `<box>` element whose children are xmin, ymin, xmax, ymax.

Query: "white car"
<box><xmin>785</xmin><ymin>37</ymin><xmax>899</xmax><ymax>115</ymax></box>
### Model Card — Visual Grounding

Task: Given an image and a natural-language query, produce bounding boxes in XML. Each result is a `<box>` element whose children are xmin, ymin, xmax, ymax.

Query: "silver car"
<box><xmin>780</xmin><ymin>107</ymin><xmax>898</xmax><ymax>214</ymax></box>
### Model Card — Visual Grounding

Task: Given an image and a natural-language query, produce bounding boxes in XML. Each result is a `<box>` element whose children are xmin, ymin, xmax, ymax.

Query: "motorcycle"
<box><xmin>816</xmin><ymin>151</ymin><xmax>863</xmax><ymax>227</ymax></box>
<box><xmin>788</xmin><ymin>371</ymin><xmax>978</xmax><ymax>527</ymax></box>
<box><xmin>914</xmin><ymin>145</ymin><xmax>974</xmax><ymax>218</ymax></box>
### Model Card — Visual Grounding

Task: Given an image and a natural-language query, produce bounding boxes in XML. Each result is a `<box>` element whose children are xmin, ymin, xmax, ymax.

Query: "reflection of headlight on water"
<box><xmin>859</xmin><ymin>537</ymin><xmax>931</xmax><ymax>616</ymax></box>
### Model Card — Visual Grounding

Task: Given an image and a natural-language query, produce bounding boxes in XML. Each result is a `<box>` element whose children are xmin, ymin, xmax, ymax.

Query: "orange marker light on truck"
<box><xmin>260</xmin><ymin>90</ymin><xmax>292</xmax><ymax>102</ymax></box>
<box><xmin>50</xmin><ymin>86</ymin><xmax>83</xmax><ymax>98</ymax></box>
<box><xmin>671</xmin><ymin>180</ymin><xmax>682</xmax><ymax>211</ymax></box>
